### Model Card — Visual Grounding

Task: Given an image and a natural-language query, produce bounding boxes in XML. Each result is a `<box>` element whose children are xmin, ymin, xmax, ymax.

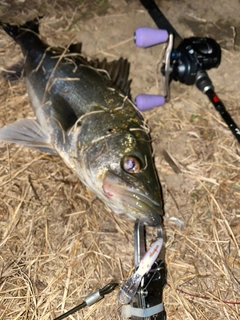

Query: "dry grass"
<box><xmin>0</xmin><ymin>3</ymin><xmax>240</xmax><ymax>320</ymax></box>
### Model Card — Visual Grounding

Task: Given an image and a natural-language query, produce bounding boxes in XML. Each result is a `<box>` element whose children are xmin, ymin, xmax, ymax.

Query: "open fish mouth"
<box><xmin>102</xmin><ymin>171</ymin><xmax>162</xmax><ymax>226</ymax></box>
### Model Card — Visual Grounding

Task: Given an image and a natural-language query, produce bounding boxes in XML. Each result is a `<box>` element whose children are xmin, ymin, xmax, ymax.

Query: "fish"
<box><xmin>0</xmin><ymin>18</ymin><xmax>163</xmax><ymax>226</ymax></box>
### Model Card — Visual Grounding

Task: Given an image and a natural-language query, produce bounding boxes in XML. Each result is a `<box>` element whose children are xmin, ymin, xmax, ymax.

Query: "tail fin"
<box><xmin>1</xmin><ymin>17</ymin><xmax>44</xmax><ymax>56</ymax></box>
<box><xmin>1</xmin><ymin>17</ymin><xmax>41</xmax><ymax>43</ymax></box>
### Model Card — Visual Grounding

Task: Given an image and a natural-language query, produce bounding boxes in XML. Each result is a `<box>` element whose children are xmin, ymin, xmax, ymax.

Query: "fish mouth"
<box><xmin>102</xmin><ymin>171</ymin><xmax>162</xmax><ymax>227</ymax></box>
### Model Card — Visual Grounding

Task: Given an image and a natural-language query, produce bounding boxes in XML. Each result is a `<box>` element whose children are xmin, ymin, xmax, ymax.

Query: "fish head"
<box><xmin>84</xmin><ymin>131</ymin><xmax>163</xmax><ymax>227</ymax></box>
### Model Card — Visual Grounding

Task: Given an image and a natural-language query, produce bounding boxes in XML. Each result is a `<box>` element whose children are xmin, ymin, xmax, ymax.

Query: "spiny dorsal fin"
<box><xmin>69</xmin><ymin>42</ymin><xmax>82</xmax><ymax>54</ymax></box>
<box><xmin>89</xmin><ymin>57</ymin><xmax>132</xmax><ymax>97</ymax></box>
<box><xmin>65</xmin><ymin>42</ymin><xmax>132</xmax><ymax>96</ymax></box>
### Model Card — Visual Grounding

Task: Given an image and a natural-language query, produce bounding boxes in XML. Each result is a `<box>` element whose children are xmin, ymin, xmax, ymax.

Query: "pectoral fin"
<box><xmin>0</xmin><ymin>118</ymin><xmax>56</xmax><ymax>154</ymax></box>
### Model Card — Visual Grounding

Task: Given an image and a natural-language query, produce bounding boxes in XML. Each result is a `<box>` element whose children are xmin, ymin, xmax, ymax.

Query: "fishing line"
<box><xmin>54</xmin><ymin>283</ymin><xmax>119</xmax><ymax>320</ymax></box>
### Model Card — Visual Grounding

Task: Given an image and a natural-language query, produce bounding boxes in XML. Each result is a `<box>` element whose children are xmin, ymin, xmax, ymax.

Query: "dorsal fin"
<box><xmin>67</xmin><ymin>43</ymin><xmax>132</xmax><ymax>97</ymax></box>
<box><xmin>89</xmin><ymin>57</ymin><xmax>132</xmax><ymax>97</ymax></box>
<box><xmin>69</xmin><ymin>42</ymin><xmax>82</xmax><ymax>54</ymax></box>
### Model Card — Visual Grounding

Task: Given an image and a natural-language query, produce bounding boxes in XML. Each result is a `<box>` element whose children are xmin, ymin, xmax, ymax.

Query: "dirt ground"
<box><xmin>0</xmin><ymin>0</ymin><xmax>240</xmax><ymax>319</ymax></box>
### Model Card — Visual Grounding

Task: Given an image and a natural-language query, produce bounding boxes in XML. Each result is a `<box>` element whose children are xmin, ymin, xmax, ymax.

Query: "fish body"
<box><xmin>0</xmin><ymin>19</ymin><xmax>163</xmax><ymax>226</ymax></box>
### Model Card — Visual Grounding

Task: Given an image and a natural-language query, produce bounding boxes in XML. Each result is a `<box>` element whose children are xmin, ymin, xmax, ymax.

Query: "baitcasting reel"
<box><xmin>163</xmin><ymin>36</ymin><xmax>221</xmax><ymax>85</ymax></box>
<box><xmin>134</xmin><ymin>26</ymin><xmax>240</xmax><ymax>143</ymax></box>
<box><xmin>134</xmin><ymin>27</ymin><xmax>221</xmax><ymax>109</ymax></box>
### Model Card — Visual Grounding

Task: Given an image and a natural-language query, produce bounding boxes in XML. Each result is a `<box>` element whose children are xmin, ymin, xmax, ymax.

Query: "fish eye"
<box><xmin>122</xmin><ymin>156</ymin><xmax>141</xmax><ymax>173</ymax></box>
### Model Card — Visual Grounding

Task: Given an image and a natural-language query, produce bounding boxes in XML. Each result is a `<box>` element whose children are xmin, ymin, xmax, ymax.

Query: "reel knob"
<box><xmin>134</xmin><ymin>27</ymin><xmax>168</xmax><ymax>48</ymax></box>
<box><xmin>135</xmin><ymin>94</ymin><xmax>165</xmax><ymax>111</ymax></box>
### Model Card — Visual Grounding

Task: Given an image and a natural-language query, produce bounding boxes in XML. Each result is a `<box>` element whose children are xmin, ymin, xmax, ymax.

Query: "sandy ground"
<box><xmin>0</xmin><ymin>0</ymin><xmax>240</xmax><ymax>319</ymax></box>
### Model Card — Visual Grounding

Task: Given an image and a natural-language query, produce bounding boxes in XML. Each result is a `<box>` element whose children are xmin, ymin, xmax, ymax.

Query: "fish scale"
<box><xmin>0</xmin><ymin>18</ymin><xmax>163</xmax><ymax>227</ymax></box>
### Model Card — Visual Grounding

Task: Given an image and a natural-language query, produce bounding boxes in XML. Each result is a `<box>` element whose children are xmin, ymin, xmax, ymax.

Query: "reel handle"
<box><xmin>134</xmin><ymin>27</ymin><xmax>169</xmax><ymax>112</ymax></box>
<box><xmin>134</xmin><ymin>27</ymin><xmax>168</xmax><ymax>48</ymax></box>
<box><xmin>135</xmin><ymin>94</ymin><xmax>165</xmax><ymax>111</ymax></box>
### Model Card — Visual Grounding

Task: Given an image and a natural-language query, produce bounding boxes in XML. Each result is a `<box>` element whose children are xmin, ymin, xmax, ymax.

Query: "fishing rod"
<box><xmin>134</xmin><ymin>0</ymin><xmax>240</xmax><ymax>144</ymax></box>
<box><xmin>118</xmin><ymin>221</ymin><xmax>166</xmax><ymax>320</ymax></box>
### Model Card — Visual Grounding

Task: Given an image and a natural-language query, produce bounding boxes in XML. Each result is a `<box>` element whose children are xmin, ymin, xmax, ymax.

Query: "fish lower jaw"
<box><xmin>103</xmin><ymin>197</ymin><xmax>162</xmax><ymax>226</ymax></box>
<box><xmin>102</xmin><ymin>183</ymin><xmax>162</xmax><ymax>226</ymax></box>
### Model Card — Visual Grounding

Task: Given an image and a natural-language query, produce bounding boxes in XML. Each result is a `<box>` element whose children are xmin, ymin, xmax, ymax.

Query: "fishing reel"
<box><xmin>134</xmin><ymin>26</ymin><xmax>240</xmax><ymax>143</ymax></box>
<box><xmin>164</xmin><ymin>36</ymin><xmax>221</xmax><ymax>85</ymax></box>
<box><xmin>134</xmin><ymin>27</ymin><xmax>221</xmax><ymax>110</ymax></box>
